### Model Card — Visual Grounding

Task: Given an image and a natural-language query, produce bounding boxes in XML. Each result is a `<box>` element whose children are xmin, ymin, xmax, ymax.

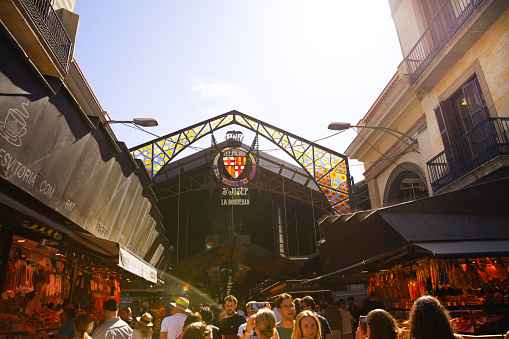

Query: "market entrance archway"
<box><xmin>130</xmin><ymin>110</ymin><xmax>352</xmax><ymax>215</ymax></box>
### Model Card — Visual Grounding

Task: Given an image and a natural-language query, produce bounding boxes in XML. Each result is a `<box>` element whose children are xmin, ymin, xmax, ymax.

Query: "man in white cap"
<box><xmin>93</xmin><ymin>299</ymin><xmax>133</xmax><ymax>339</ymax></box>
<box><xmin>160</xmin><ymin>297</ymin><xmax>190</xmax><ymax>339</ymax></box>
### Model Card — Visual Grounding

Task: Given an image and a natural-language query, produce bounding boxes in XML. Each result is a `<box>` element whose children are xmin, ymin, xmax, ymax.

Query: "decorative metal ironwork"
<box><xmin>152</xmin><ymin>166</ymin><xmax>332</xmax><ymax>213</ymax></box>
<box><xmin>225</xmin><ymin>130</ymin><xmax>244</xmax><ymax>145</ymax></box>
<box><xmin>130</xmin><ymin>111</ymin><xmax>351</xmax><ymax>215</ymax></box>
<box><xmin>19</xmin><ymin>0</ymin><xmax>73</xmax><ymax>73</ymax></box>
<box><xmin>405</xmin><ymin>0</ymin><xmax>484</xmax><ymax>84</ymax></box>
<box><xmin>426</xmin><ymin>118</ymin><xmax>509</xmax><ymax>192</ymax></box>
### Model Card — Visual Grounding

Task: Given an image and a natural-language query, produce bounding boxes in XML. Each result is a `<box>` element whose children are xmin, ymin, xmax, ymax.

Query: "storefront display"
<box><xmin>366</xmin><ymin>257</ymin><xmax>509</xmax><ymax>335</ymax></box>
<box><xmin>0</xmin><ymin>236</ymin><xmax>66</xmax><ymax>336</ymax></box>
<box><xmin>0</xmin><ymin>235</ymin><xmax>124</xmax><ymax>338</ymax></box>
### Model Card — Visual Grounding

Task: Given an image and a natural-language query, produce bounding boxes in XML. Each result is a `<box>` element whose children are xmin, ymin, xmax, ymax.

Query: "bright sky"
<box><xmin>73</xmin><ymin>1</ymin><xmax>403</xmax><ymax>183</ymax></box>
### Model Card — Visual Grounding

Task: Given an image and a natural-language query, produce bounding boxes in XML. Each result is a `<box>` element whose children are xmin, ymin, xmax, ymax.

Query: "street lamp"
<box><xmin>106</xmin><ymin>118</ymin><xmax>159</xmax><ymax>127</ymax></box>
<box><xmin>328</xmin><ymin>122</ymin><xmax>419</xmax><ymax>152</ymax></box>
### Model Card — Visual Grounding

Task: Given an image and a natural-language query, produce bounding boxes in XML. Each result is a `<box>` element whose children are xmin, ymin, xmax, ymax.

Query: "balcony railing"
<box><xmin>19</xmin><ymin>0</ymin><xmax>73</xmax><ymax>73</ymax></box>
<box><xmin>405</xmin><ymin>0</ymin><xmax>484</xmax><ymax>84</ymax></box>
<box><xmin>427</xmin><ymin>118</ymin><xmax>509</xmax><ymax>192</ymax></box>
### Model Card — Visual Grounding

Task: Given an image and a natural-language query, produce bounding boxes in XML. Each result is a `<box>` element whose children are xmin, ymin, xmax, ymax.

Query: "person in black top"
<box><xmin>346</xmin><ymin>296</ymin><xmax>362</xmax><ymax>331</ymax></box>
<box><xmin>199</xmin><ymin>306</ymin><xmax>221</xmax><ymax>339</ymax></box>
<box><xmin>219</xmin><ymin>295</ymin><xmax>246</xmax><ymax>339</ymax></box>
<box><xmin>361</xmin><ymin>292</ymin><xmax>385</xmax><ymax>316</ymax></box>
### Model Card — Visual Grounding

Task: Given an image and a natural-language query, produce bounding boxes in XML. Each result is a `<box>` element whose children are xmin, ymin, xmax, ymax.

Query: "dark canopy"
<box><xmin>170</xmin><ymin>236</ymin><xmax>302</xmax><ymax>279</ymax></box>
<box><xmin>304</xmin><ymin>178</ymin><xmax>509</xmax><ymax>285</ymax></box>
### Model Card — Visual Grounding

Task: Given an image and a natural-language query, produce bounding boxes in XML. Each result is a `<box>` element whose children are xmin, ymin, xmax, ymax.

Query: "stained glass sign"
<box><xmin>130</xmin><ymin>111</ymin><xmax>352</xmax><ymax>215</ymax></box>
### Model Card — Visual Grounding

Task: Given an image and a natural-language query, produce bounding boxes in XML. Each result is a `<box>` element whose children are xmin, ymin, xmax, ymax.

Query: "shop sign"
<box><xmin>348</xmin><ymin>284</ymin><xmax>366</xmax><ymax>293</ymax></box>
<box><xmin>1</xmin><ymin>36</ymin><xmax>163</xmax><ymax>257</ymax></box>
<box><xmin>118</xmin><ymin>246</ymin><xmax>158</xmax><ymax>283</ymax></box>
<box><xmin>221</xmin><ymin>187</ymin><xmax>250</xmax><ymax>206</ymax></box>
<box><xmin>213</xmin><ymin>136</ymin><xmax>258</xmax><ymax>206</ymax></box>
<box><xmin>0</xmin><ymin>104</ymin><xmax>59</xmax><ymax>201</ymax></box>
<box><xmin>287</xmin><ymin>280</ymin><xmax>332</xmax><ymax>292</ymax></box>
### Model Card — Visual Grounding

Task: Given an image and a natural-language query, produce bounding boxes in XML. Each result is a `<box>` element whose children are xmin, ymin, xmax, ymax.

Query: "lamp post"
<box><xmin>106</xmin><ymin>118</ymin><xmax>158</xmax><ymax>127</ymax></box>
<box><xmin>328</xmin><ymin>122</ymin><xmax>419</xmax><ymax>153</ymax></box>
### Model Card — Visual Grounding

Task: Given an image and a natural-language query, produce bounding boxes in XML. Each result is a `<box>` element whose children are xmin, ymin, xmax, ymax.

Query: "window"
<box><xmin>434</xmin><ymin>75</ymin><xmax>490</xmax><ymax>147</ymax></box>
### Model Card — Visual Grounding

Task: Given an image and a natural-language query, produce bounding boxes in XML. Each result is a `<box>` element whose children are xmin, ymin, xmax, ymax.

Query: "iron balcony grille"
<box><xmin>405</xmin><ymin>0</ymin><xmax>484</xmax><ymax>84</ymax></box>
<box><xmin>385</xmin><ymin>191</ymin><xmax>429</xmax><ymax>208</ymax></box>
<box><xmin>19</xmin><ymin>0</ymin><xmax>73</xmax><ymax>73</ymax></box>
<box><xmin>426</xmin><ymin>118</ymin><xmax>509</xmax><ymax>192</ymax></box>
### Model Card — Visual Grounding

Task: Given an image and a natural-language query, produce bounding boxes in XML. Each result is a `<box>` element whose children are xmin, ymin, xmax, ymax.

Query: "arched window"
<box><xmin>383</xmin><ymin>163</ymin><xmax>429</xmax><ymax>206</ymax></box>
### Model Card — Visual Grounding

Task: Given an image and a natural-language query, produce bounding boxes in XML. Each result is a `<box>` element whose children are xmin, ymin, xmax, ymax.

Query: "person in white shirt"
<box><xmin>237</xmin><ymin>302</ymin><xmax>261</xmax><ymax>339</ymax></box>
<box><xmin>337</xmin><ymin>299</ymin><xmax>354</xmax><ymax>339</ymax></box>
<box><xmin>92</xmin><ymin>299</ymin><xmax>133</xmax><ymax>339</ymax></box>
<box><xmin>272</xmin><ymin>297</ymin><xmax>282</xmax><ymax>324</ymax></box>
<box><xmin>160</xmin><ymin>297</ymin><xmax>191</xmax><ymax>339</ymax></box>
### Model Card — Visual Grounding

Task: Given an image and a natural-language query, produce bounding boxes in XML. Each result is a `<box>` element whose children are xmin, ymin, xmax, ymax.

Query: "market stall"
<box><xmin>0</xmin><ymin>225</ymin><xmax>160</xmax><ymax>339</ymax></box>
<box><xmin>0</xmin><ymin>235</ymin><xmax>65</xmax><ymax>335</ymax></box>
<box><xmin>367</xmin><ymin>257</ymin><xmax>509</xmax><ymax>334</ymax></box>
<box><xmin>0</xmin><ymin>233</ymin><xmax>123</xmax><ymax>338</ymax></box>
<box><xmin>0</xmin><ymin>16</ymin><xmax>168</xmax><ymax>339</ymax></box>
<box><xmin>302</xmin><ymin>179</ymin><xmax>509</xmax><ymax>336</ymax></box>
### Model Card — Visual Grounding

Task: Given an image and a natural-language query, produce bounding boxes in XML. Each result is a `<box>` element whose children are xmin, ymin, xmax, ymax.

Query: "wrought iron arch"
<box><xmin>129</xmin><ymin>110</ymin><xmax>352</xmax><ymax>215</ymax></box>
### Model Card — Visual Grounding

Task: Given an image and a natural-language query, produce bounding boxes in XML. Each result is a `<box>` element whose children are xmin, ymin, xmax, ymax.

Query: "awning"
<box><xmin>170</xmin><ymin>235</ymin><xmax>301</xmax><ymax>279</ymax></box>
<box><xmin>303</xmin><ymin>240</ymin><xmax>509</xmax><ymax>286</ymax></box>
<box><xmin>78</xmin><ymin>233</ymin><xmax>158</xmax><ymax>283</ymax></box>
<box><xmin>0</xmin><ymin>27</ymin><xmax>166</xmax><ymax>261</ymax></box>
<box><xmin>414</xmin><ymin>240</ymin><xmax>509</xmax><ymax>258</ymax></box>
<box><xmin>303</xmin><ymin>178</ymin><xmax>509</xmax><ymax>285</ymax></box>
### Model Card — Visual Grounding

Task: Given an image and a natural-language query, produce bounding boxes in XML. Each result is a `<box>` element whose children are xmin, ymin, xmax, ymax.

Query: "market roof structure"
<box><xmin>130</xmin><ymin>111</ymin><xmax>352</xmax><ymax>215</ymax></box>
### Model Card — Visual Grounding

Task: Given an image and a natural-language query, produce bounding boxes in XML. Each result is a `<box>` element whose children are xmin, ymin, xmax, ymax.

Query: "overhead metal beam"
<box><xmin>130</xmin><ymin>110</ymin><xmax>351</xmax><ymax>215</ymax></box>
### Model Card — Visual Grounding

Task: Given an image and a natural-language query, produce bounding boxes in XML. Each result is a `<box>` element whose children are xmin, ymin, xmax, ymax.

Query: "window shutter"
<box><xmin>462</xmin><ymin>79</ymin><xmax>488</xmax><ymax>127</ymax></box>
<box><xmin>434</xmin><ymin>103</ymin><xmax>451</xmax><ymax>148</ymax></box>
<box><xmin>435</xmin><ymin>100</ymin><xmax>461</xmax><ymax>147</ymax></box>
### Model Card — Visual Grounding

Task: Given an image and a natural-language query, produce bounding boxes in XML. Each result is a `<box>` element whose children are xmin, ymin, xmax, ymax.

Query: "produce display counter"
<box><xmin>367</xmin><ymin>257</ymin><xmax>509</xmax><ymax>335</ymax></box>
<box><xmin>389</xmin><ymin>304</ymin><xmax>509</xmax><ymax>335</ymax></box>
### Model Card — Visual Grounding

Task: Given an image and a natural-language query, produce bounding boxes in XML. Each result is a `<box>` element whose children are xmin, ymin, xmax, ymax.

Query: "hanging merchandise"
<box><xmin>1</xmin><ymin>235</ymin><xmax>128</xmax><ymax>337</ymax></box>
<box><xmin>366</xmin><ymin>257</ymin><xmax>509</xmax><ymax>335</ymax></box>
<box><xmin>0</xmin><ymin>239</ymin><xmax>64</xmax><ymax>334</ymax></box>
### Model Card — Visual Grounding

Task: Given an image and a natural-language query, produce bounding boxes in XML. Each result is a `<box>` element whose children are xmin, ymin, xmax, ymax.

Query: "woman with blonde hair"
<box><xmin>73</xmin><ymin>314</ymin><xmax>94</xmax><ymax>339</ymax></box>
<box><xmin>133</xmin><ymin>313</ymin><xmax>153</xmax><ymax>339</ymax></box>
<box><xmin>291</xmin><ymin>310</ymin><xmax>321</xmax><ymax>339</ymax></box>
<box><xmin>243</xmin><ymin>308</ymin><xmax>277</xmax><ymax>339</ymax></box>
<box><xmin>254</xmin><ymin>308</ymin><xmax>277</xmax><ymax>339</ymax></box>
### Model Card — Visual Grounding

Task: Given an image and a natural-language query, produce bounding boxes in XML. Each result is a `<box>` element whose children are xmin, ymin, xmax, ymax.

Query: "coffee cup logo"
<box><xmin>0</xmin><ymin>104</ymin><xmax>30</xmax><ymax>147</ymax></box>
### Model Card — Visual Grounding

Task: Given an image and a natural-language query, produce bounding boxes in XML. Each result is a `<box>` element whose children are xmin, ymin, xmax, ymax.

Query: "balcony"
<box><xmin>406</xmin><ymin>0</ymin><xmax>484</xmax><ymax>85</ymax></box>
<box><xmin>427</xmin><ymin>118</ymin><xmax>509</xmax><ymax>192</ymax></box>
<box><xmin>404</xmin><ymin>0</ymin><xmax>508</xmax><ymax>95</ymax></box>
<box><xmin>1</xmin><ymin>0</ymin><xmax>73</xmax><ymax>76</ymax></box>
<box><xmin>19</xmin><ymin>0</ymin><xmax>73</xmax><ymax>72</ymax></box>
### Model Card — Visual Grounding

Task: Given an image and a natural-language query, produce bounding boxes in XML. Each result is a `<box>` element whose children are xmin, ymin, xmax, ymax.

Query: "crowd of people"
<box><xmin>44</xmin><ymin>293</ymin><xmax>509</xmax><ymax>339</ymax></box>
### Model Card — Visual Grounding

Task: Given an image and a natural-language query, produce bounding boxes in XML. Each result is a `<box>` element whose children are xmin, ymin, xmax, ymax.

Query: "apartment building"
<box><xmin>346</xmin><ymin>0</ymin><xmax>509</xmax><ymax>208</ymax></box>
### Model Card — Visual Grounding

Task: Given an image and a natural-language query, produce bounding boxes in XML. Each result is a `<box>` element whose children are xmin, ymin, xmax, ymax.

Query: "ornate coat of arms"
<box><xmin>223</xmin><ymin>156</ymin><xmax>246</xmax><ymax>178</ymax></box>
<box><xmin>212</xmin><ymin>131</ymin><xmax>257</xmax><ymax>187</ymax></box>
